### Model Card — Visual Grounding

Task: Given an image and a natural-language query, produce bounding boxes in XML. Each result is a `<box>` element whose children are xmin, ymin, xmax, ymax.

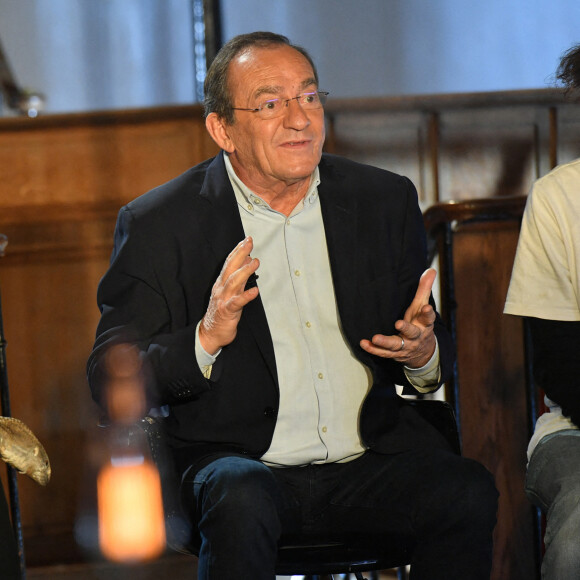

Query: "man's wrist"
<box><xmin>196</xmin><ymin>321</ymin><xmax>221</xmax><ymax>367</ymax></box>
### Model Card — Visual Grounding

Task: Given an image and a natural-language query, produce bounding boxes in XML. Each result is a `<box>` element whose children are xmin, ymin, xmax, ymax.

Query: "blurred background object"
<box><xmin>96</xmin><ymin>344</ymin><xmax>166</xmax><ymax>565</ymax></box>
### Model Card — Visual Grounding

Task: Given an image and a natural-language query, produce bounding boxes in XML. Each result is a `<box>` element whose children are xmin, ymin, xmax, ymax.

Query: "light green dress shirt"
<box><xmin>195</xmin><ymin>154</ymin><xmax>439</xmax><ymax>466</ymax></box>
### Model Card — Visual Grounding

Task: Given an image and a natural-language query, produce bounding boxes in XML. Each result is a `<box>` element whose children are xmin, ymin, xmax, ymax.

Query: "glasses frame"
<box><xmin>232</xmin><ymin>91</ymin><xmax>329</xmax><ymax>118</ymax></box>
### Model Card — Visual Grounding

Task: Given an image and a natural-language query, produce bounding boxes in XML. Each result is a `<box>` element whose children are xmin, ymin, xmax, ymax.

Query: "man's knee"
<box><xmin>191</xmin><ymin>456</ymin><xmax>281</xmax><ymax>521</ymax></box>
<box><xmin>431</xmin><ymin>456</ymin><xmax>498</xmax><ymax>529</ymax></box>
<box><xmin>454</xmin><ymin>459</ymin><xmax>498</xmax><ymax>526</ymax></box>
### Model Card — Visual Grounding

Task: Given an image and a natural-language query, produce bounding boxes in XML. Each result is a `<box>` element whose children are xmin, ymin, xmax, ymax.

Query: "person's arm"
<box><xmin>88</xmin><ymin>205</ymin><xmax>260</xmax><ymax>409</ymax></box>
<box><xmin>528</xmin><ymin>316</ymin><xmax>580</xmax><ymax>426</ymax></box>
<box><xmin>87</xmin><ymin>206</ymin><xmax>210</xmax><ymax>408</ymax></box>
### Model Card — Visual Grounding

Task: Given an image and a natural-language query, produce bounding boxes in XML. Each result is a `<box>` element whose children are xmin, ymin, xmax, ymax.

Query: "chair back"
<box><xmin>424</xmin><ymin>196</ymin><xmax>540</xmax><ymax>580</ymax></box>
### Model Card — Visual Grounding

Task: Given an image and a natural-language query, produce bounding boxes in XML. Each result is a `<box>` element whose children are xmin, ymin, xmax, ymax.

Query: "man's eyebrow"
<box><xmin>253</xmin><ymin>78</ymin><xmax>318</xmax><ymax>100</ymax></box>
<box><xmin>300</xmin><ymin>78</ymin><xmax>318</xmax><ymax>91</ymax></box>
<box><xmin>254</xmin><ymin>85</ymin><xmax>284</xmax><ymax>100</ymax></box>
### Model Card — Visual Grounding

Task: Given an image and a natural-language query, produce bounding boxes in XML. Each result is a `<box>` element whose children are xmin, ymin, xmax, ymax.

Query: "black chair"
<box><xmin>133</xmin><ymin>398</ymin><xmax>460</xmax><ymax>580</ymax></box>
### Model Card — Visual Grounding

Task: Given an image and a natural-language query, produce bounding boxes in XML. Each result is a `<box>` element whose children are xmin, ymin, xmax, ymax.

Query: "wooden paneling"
<box><xmin>453</xmin><ymin>225</ymin><xmax>532</xmax><ymax>580</ymax></box>
<box><xmin>0</xmin><ymin>105</ymin><xmax>218</xmax><ymax>567</ymax></box>
<box><xmin>1</xmin><ymin>106</ymin><xmax>217</xmax><ymax>209</ymax></box>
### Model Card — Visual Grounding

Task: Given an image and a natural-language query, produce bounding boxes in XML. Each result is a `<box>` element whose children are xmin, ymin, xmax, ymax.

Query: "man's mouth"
<box><xmin>282</xmin><ymin>139</ymin><xmax>310</xmax><ymax>147</ymax></box>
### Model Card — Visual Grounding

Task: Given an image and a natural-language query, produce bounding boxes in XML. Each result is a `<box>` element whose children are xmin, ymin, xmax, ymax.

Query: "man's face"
<box><xmin>222</xmin><ymin>44</ymin><xmax>326</xmax><ymax>194</ymax></box>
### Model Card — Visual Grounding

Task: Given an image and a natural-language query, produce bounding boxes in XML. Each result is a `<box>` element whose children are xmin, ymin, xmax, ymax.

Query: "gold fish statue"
<box><xmin>0</xmin><ymin>417</ymin><xmax>51</xmax><ymax>486</ymax></box>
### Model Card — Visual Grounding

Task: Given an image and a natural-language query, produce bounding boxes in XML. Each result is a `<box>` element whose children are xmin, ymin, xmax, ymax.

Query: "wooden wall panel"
<box><xmin>0</xmin><ymin>105</ymin><xmax>219</xmax><ymax>567</ymax></box>
<box><xmin>424</xmin><ymin>197</ymin><xmax>537</xmax><ymax>580</ymax></box>
<box><xmin>453</xmin><ymin>224</ymin><xmax>534</xmax><ymax>580</ymax></box>
<box><xmin>1</xmin><ymin>106</ymin><xmax>218</xmax><ymax>209</ymax></box>
<box><xmin>0</xmin><ymin>256</ymin><xmax>106</xmax><ymax>525</ymax></box>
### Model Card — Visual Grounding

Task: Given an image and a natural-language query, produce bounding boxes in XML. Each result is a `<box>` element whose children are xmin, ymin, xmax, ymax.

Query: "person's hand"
<box><xmin>360</xmin><ymin>268</ymin><xmax>437</xmax><ymax>369</ymax></box>
<box><xmin>199</xmin><ymin>237</ymin><xmax>260</xmax><ymax>355</ymax></box>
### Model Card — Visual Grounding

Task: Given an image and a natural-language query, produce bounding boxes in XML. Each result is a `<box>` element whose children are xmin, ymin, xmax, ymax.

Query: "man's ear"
<box><xmin>205</xmin><ymin>113</ymin><xmax>235</xmax><ymax>153</ymax></box>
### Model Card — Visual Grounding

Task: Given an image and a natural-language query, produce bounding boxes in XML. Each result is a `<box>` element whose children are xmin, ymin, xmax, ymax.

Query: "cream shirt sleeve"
<box><xmin>404</xmin><ymin>339</ymin><xmax>441</xmax><ymax>393</ymax></box>
<box><xmin>195</xmin><ymin>321</ymin><xmax>220</xmax><ymax>379</ymax></box>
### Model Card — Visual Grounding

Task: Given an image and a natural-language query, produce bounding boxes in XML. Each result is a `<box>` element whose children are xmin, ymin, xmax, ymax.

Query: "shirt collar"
<box><xmin>224</xmin><ymin>153</ymin><xmax>320</xmax><ymax>216</ymax></box>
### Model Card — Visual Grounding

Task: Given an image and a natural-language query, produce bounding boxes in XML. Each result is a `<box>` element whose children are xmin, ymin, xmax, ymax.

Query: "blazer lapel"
<box><xmin>318</xmin><ymin>157</ymin><xmax>359</xmax><ymax>344</ymax></box>
<box><xmin>198</xmin><ymin>153</ymin><xmax>246</xmax><ymax>260</ymax></box>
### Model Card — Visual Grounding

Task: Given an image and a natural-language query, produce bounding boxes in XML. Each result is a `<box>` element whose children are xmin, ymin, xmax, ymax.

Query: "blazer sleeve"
<box><xmin>87</xmin><ymin>205</ymin><xmax>211</xmax><ymax>410</ymax></box>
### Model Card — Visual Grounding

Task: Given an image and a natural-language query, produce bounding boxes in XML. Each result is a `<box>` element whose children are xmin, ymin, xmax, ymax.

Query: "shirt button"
<box><xmin>318</xmin><ymin>372</ymin><xmax>324</xmax><ymax>379</ymax></box>
<box><xmin>286</xmin><ymin>219</ymin><xmax>291</xmax><ymax>225</ymax></box>
<box><xmin>305</xmin><ymin>321</ymin><xmax>312</xmax><ymax>328</ymax></box>
<box><xmin>322</xmin><ymin>426</ymin><xmax>328</xmax><ymax>433</ymax></box>
<box><xmin>294</xmin><ymin>270</ymin><xmax>301</xmax><ymax>277</ymax></box>
<box><xmin>247</xmin><ymin>204</ymin><xmax>253</xmax><ymax>211</ymax></box>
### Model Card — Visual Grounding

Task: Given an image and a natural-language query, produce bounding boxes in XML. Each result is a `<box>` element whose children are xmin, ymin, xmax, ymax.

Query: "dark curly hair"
<box><xmin>556</xmin><ymin>43</ymin><xmax>580</xmax><ymax>91</ymax></box>
<box><xmin>203</xmin><ymin>31</ymin><xmax>318</xmax><ymax>125</ymax></box>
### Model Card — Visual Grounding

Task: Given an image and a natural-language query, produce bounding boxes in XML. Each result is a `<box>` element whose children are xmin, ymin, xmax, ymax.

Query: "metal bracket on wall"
<box><xmin>0</xmin><ymin>37</ymin><xmax>44</xmax><ymax>117</ymax></box>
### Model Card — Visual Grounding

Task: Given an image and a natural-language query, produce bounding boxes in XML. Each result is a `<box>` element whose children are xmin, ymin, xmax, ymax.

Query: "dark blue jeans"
<box><xmin>182</xmin><ymin>448</ymin><xmax>497</xmax><ymax>580</ymax></box>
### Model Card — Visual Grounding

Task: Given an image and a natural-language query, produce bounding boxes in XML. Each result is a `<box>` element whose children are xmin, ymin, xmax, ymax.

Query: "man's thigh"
<box><xmin>273</xmin><ymin>448</ymin><xmax>494</xmax><ymax>537</ymax></box>
<box><xmin>525</xmin><ymin>432</ymin><xmax>580</xmax><ymax>512</ymax></box>
<box><xmin>181</xmin><ymin>454</ymin><xmax>302</xmax><ymax>533</ymax></box>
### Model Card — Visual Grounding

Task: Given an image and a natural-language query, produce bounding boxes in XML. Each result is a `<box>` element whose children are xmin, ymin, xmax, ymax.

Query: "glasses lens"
<box><xmin>301</xmin><ymin>92</ymin><xmax>319</xmax><ymax>108</ymax></box>
<box><xmin>258</xmin><ymin>98</ymin><xmax>281</xmax><ymax>119</ymax></box>
<box><xmin>257</xmin><ymin>92</ymin><xmax>328</xmax><ymax>119</ymax></box>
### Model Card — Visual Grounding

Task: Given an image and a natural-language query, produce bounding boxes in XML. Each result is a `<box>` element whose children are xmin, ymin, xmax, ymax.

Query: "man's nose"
<box><xmin>283</xmin><ymin>98</ymin><xmax>310</xmax><ymax>128</ymax></box>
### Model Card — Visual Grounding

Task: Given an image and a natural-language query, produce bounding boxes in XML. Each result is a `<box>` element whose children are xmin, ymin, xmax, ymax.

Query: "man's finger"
<box><xmin>415</xmin><ymin>268</ymin><xmax>436</xmax><ymax>306</ymax></box>
<box><xmin>403</xmin><ymin>268</ymin><xmax>437</xmax><ymax>323</ymax></box>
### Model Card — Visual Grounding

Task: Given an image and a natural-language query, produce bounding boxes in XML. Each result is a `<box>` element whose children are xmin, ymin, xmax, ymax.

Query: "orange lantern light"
<box><xmin>97</xmin><ymin>455</ymin><xmax>166</xmax><ymax>563</ymax></box>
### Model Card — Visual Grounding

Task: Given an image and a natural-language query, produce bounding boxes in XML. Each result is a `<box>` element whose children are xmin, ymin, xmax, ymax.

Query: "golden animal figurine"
<box><xmin>0</xmin><ymin>417</ymin><xmax>51</xmax><ymax>486</ymax></box>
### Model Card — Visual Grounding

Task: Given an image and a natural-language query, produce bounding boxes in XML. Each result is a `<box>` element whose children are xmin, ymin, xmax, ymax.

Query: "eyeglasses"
<box><xmin>232</xmin><ymin>91</ymin><xmax>329</xmax><ymax>119</ymax></box>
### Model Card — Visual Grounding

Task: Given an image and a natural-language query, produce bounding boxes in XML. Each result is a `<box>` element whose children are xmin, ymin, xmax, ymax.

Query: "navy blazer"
<box><xmin>88</xmin><ymin>152</ymin><xmax>455</xmax><ymax>475</ymax></box>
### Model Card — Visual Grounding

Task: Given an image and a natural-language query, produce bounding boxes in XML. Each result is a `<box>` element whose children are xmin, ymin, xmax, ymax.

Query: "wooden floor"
<box><xmin>22</xmin><ymin>530</ymin><xmax>402</xmax><ymax>579</ymax></box>
<box><xmin>28</xmin><ymin>554</ymin><xmax>194</xmax><ymax>580</ymax></box>
<box><xmin>26</xmin><ymin>554</ymin><xmax>400</xmax><ymax>580</ymax></box>
<box><xmin>27</xmin><ymin>553</ymin><xmax>195</xmax><ymax>580</ymax></box>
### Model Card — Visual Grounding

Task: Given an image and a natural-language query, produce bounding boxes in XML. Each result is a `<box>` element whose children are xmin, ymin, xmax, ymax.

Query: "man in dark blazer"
<box><xmin>88</xmin><ymin>32</ymin><xmax>497</xmax><ymax>580</ymax></box>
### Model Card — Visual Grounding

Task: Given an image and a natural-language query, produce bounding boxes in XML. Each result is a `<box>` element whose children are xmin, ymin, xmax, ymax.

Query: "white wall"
<box><xmin>1</xmin><ymin>0</ymin><xmax>579</xmax><ymax>114</ymax></box>
<box><xmin>220</xmin><ymin>0</ymin><xmax>580</xmax><ymax>97</ymax></box>
<box><xmin>0</xmin><ymin>0</ymin><xmax>195</xmax><ymax>113</ymax></box>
